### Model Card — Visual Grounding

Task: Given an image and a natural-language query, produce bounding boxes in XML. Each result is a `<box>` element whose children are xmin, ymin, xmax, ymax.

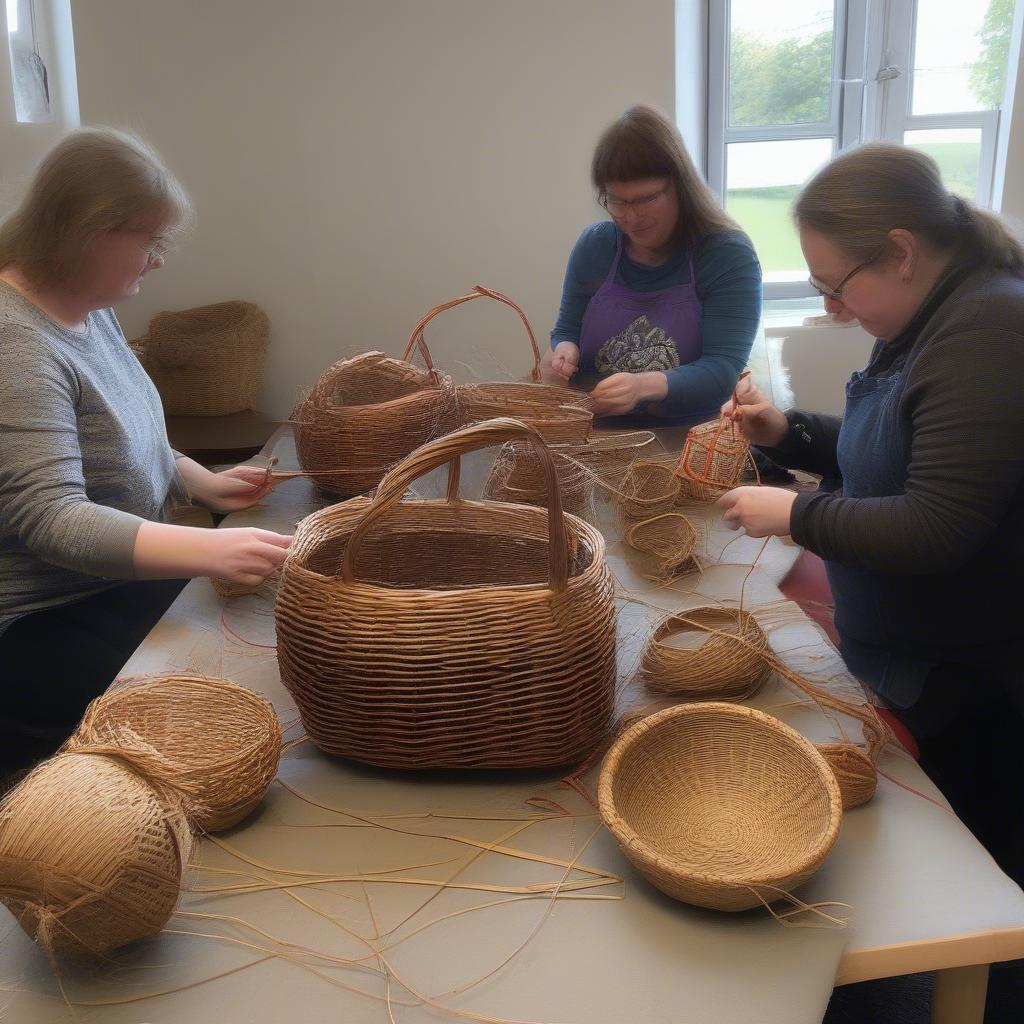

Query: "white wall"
<box><xmin>68</xmin><ymin>0</ymin><xmax>675</xmax><ymax>420</ymax></box>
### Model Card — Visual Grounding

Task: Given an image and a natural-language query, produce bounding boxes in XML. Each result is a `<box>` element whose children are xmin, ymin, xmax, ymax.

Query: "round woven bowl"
<box><xmin>276</xmin><ymin>418</ymin><xmax>617</xmax><ymax>769</ymax></box>
<box><xmin>65</xmin><ymin>675</ymin><xmax>282</xmax><ymax>833</ymax></box>
<box><xmin>598</xmin><ymin>703</ymin><xmax>843</xmax><ymax>911</ymax></box>
<box><xmin>624</xmin><ymin>512</ymin><xmax>698</xmax><ymax>582</ymax></box>
<box><xmin>620</xmin><ymin>461</ymin><xmax>681</xmax><ymax>519</ymax></box>
<box><xmin>640</xmin><ymin>607</ymin><xmax>773</xmax><ymax>699</ymax></box>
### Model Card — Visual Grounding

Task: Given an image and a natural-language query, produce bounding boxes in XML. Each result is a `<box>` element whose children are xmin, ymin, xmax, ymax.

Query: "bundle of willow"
<box><xmin>624</xmin><ymin>512</ymin><xmax>699</xmax><ymax>583</ymax></box>
<box><xmin>482</xmin><ymin>441</ymin><xmax>596</xmax><ymax>524</ymax></box>
<box><xmin>130</xmin><ymin>300</ymin><xmax>269</xmax><ymax>417</ymax></box>
<box><xmin>559</xmin><ymin>430</ymin><xmax>657</xmax><ymax>487</ymax></box>
<box><xmin>65</xmin><ymin>675</ymin><xmax>282</xmax><ymax>832</ymax></box>
<box><xmin>0</xmin><ymin>752</ymin><xmax>192</xmax><ymax>956</ymax></box>
<box><xmin>598</xmin><ymin>702</ymin><xmax>842</xmax><ymax>911</ymax></box>
<box><xmin>292</xmin><ymin>349</ymin><xmax>459</xmax><ymax>497</ymax></box>
<box><xmin>619</xmin><ymin>460</ymin><xmax>682</xmax><ymax>519</ymax></box>
<box><xmin>409</xmin><ymin>285</ymin><xmax>593</xmax><ymax>443</ymax></box>
<box><xmin>640</xmin><ymin>607</ymin><xmax>772</xmax><ymax>699</ymax></box>
<box><xmin>675</xmin><ymin>416</ymin><xmax>752</xmax><ymax>501</ymax></box>
<box><xmin>276</xmin><ymin>418</ymin><xmax>617</xmax><ymax>770</ymax></box>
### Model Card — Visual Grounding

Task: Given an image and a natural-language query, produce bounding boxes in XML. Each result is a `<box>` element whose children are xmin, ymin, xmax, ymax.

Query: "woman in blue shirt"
<box><xmin>542</xmin><ymin>105</ymin><xmax>762</xmax><ymax>422</ymax></box>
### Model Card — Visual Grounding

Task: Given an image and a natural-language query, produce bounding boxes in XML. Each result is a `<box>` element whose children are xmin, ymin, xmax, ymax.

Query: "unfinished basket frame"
<box><xmin>624</xmin><ymin>512</ymin><xmax>699</xmax><ymax>583</ymax></box>
<box><xmin>675</xmin><ymin>416</ymin><xmax>752</xmax><ymax>501</ymax></box>
<box><xmin>482</xmin><ymin>442</ymin><xmax>597</xmax><ymax>524</ymax></box>
<box><xmin>276</xmin><ymin>417</ymin><xmax>617</xmax><ymax>770</ymax></box>
<box><xmin>619</xmin><ymin>460</ymin><xmax>682</xmax><ymax>519</ymax></box>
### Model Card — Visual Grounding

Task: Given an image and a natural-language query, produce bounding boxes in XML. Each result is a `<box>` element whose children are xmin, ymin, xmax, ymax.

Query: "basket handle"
<box><xmin>340</xmin><ymin>417</ymin><xmax>571</xmax><ymax>592</ymax></box>
<box><xmin>401</xmin><ymin>285</ymin><xmax>542</xmax><ymax>382</ymax></box>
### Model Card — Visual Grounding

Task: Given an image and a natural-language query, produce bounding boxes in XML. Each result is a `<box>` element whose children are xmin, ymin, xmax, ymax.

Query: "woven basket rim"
<box><xmin>650</xmin><ymin>606</ymin><xmax>758</xmax><ymax>648</ymax></box>
<box><xmin>597</xmin><ymin>701</ymin><xmax>843</xmax><ymax>887</ymax></box>
<box><xmin>286</xmin><ymin>495</ymin><xmax>605</xmax><ymax>596</ymax></box>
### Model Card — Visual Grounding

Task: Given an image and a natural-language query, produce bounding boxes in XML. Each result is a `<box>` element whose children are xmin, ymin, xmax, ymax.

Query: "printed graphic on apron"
<box><xmin>594</xmin><ymin>315</ymin><xmax>681</xmax><ymax>374</ymax></box>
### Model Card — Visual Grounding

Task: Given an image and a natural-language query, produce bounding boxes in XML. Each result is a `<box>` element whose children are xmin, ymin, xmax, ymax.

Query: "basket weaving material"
<box><xmin>64</xmin><ymin>675</ymin><xmax>282</xmax><ymax>832</ymax></box>
<box><xmin>482</xmin><ymin>442</ymin><xmax>597</xmax><ymax>523</ymax></box>
<box><xmin>675</xmin><ymin>417</ymin><xmax>751</xmax><ymax>501</ymax></box>
<box><xmin>598</xmin><ymin>702</ymin><xmax>842</xmax><ymax>911</ymax></box>
<box><xmin>624</xmin><ymin>513</ymin><xmax>699</xmax><ymax>582</ymax></box>
<box><xmin>560</xmin><ymin>430</ymin><xmax>656</xmax><ymax>485</ymax></box>
<box><xmin>292</xmin><ymin>350</ymin><xmax>459</xmax><ymax>497</ymax></box>
<box><xmin>0</xmin><ymin>752</ymin><xmax>191</xmax><ymax>956</ymax></box>
<box><xmin>619</xmin><ymin>460</ymin><xmax>682</xmax><ymax>519</ymax></box>
<box><xmin>130</xmin><ymin>300</ymin><xmax>269</xmax><ymax>416</ymax></box>
<box><xmin>817</xmin><ymin>743</ymin><xmax>878</xmax><ymax>810</ymax></box>
<box><xmin>640</xmin><ymin>607</ymin><xmax>772</xmax><ymax>699</ymax></box>
<box><xmin>276</xmin><ymin>417</ymin><xmax>617</xmax><ymax>769</ymax></box>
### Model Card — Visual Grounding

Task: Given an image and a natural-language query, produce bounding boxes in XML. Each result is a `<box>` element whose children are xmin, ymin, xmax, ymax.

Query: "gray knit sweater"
<box><xmin>0</xmin><ymin>281</ymin><xmax>187</xmax><ymax>635</ymax></box>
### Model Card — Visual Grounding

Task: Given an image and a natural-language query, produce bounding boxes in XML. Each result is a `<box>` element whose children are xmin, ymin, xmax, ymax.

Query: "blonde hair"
<box><xmin>591</xmin><ymin>104</ymin><xmax>738</xmax><ymax>250</ymax></box>
<box><xmin>794</xmin><ymin>143</ymin><xmax>1024</xmax><ymax>277</ymax></box>
<box><xmin>0</xmin><ymin>127</ymin><xmax>193</xmax><ymax>285</ymax></box>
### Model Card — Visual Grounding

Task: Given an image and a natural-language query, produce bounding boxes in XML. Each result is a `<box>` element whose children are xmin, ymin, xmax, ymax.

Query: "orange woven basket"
<box><xmin>599</xmin><ymin>702</ymin><xmax>842</xmax><ymax>911</ymax></box>
<box><xmin>276</xmin><ymin>418</ymin><xmax>617</xmax><ymax>769</ymax></box>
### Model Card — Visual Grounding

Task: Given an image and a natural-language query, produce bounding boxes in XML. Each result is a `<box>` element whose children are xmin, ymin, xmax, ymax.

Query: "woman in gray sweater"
<box><xmin>0</xmin><ymin>129</ymin><xmax>290</xmax><ymax>754</ymax></box>
<box><xmin>719</xmin><ymin>144</ymin><xmax>1024</xmax><ymax>887</ymax></box>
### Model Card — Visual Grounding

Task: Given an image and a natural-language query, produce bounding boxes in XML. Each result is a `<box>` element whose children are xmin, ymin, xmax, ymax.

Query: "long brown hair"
<box><xmin>591</xmin><ymin>104</ymin><xmax>738</xmax><ymax>251</ymax></box>
<box><xmin>794</xmin><ymin>143</ymin><xmax>1024</xmax><ymax>277</ymax></box>
<box><xmin>0</xmin><ymin>127</ymin><xmax>193</xmax><ymax>285</ymax></box>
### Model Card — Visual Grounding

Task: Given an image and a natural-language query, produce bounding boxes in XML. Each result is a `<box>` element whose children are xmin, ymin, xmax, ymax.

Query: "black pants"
<box><xmin>892</xmin><ymin>663</ymin><xmax>1024</xmax><ymax>890</ymax></box>
<box><xmin>1</xmin><ymin>579</ymin><xmax>187</xmax><ymax>739</ymax></box>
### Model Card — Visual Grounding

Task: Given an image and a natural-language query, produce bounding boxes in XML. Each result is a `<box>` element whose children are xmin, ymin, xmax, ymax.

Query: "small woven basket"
<box><xmin>276</xmin><ymin>418</ymin><xmax>617</xmax><ymax>769</ymax></box>
<box><xmin>130</xmin><ymin>300</ymin><xmax>269</xmax><ymax>416</ymax></box>
<box><xmin>640</xmin><ymin>607</ymin><xmax>772</xmax><ymax>699</ymax></box>
<box><xmin>482</xmin><ymin>442</ymin><xmax>596</xmax><ymax>524</ymax></box>
<box><xmin>624</xmin><ymin>513</ymin><xmax>698</xmax><ymax>582</ymax></box>
<box><xmin>619</xmin><ymin>460</ymin><xmax>682</xmax><ymax>519</ymax></box>
<box><xmin>675</xmin><ymin>417</ymin><xmax>751</xmax><ymax>501</ymax></box>
<box><xmin>292</xmin><ymin>349</ymin><xmax>459</xmax><ymax>497</ymax></box>
<box><xmin>598</xmin><ymin>702</ymin><xmax>842</xmax><ymax>911</ymax></box>
<box><xmin>560</xmin><ymin>430</ymin><xmax>656</xmax><ymax>485</ymax></box>
<box><xmin>64</xmin><ymin>675</ymin><xmax>282</xmax><ymax>833</ymax></box>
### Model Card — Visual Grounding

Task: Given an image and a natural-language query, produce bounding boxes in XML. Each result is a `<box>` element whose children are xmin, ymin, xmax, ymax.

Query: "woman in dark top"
<box><xmin>541</xmin><ymin>105</ymin><xmax>762</xmax><ymax>423</ymax></box>
<box><xmin>719</xmin><ymin>143</ymin><xmax>1024</xmax><ymax>885</ymax></box>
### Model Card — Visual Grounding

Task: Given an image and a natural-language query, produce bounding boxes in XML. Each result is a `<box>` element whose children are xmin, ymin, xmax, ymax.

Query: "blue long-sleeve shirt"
<box><xmin>551</xmin><ymin>221</ymin><xmax>762</xmax><ymax>417</ymax></box>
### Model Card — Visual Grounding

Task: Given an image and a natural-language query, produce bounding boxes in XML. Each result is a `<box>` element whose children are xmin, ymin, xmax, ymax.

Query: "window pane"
<box><xmin>729</xmin><ymin>0</ymin><xmax>835</xmax><ymax>127</ymax></box>
<box><xmin>6</xmin><ymin>0</ymin><xmax>52</xmax><ymax>124</ymax></box>
<box><xmin>725</xmin><ymin>138</ymin><xmax>834</xmax><ymax>276</ymax></box>
<box><xmin>912</xmin><ymin>0</ymin><xmax>1013</xmax><ymax>114</ymax></box>
<box><xmin>904</xmin><ymin>128</ymin><xmax>982</xmax><ymax>198</ymax></box>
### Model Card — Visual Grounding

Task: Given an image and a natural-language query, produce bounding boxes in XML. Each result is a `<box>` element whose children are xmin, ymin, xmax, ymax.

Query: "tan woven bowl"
<box><xmin>620</xmin><ymin>461</ymin><xmax>682</xmax><ymax>518</ymax></box>
<box><xmin>598</xmin><ymin>703</ymin><xmax>843</xmax><ymax>911</ymax></box>
<box><xmin>276</xmin><ymin>418</ymin><xmax>617</xmax><ymax>769</ymax></box>
<box><xmin>65</xmin><ymin>675</ymin><xmax>282</xmax><ymax>833</ymax></box>
<box><xmin>483</xmin><ymin>442</ymin><xmax>596</xmax><ymax>523</ymax></box>
<box><xmin>293</xmin><ymin>350</ymin><xmax>459</xmax><ymax>496</ymax></box>
<box><xmin>640</xmin><ymin>607</ymin><xmax>773</xmax><ymax>699</ymax></box>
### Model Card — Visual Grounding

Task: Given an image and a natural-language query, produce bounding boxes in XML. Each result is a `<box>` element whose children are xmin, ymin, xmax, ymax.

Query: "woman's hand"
<box><xmin>203</xmin><ymin>527</ymin><xmax>292</xmax><ymax>584</ymax></box>
<box><xmin>720</xmin><ymin>375</ymin><xmax>789</xmax><ymax>447</ymax></box>
<box><xmin>591</xmin><ymin>371</ymin><xmax>667</xmax><ymax>415</ymax></box>
<box><xmin>717</xmin><ymin>486</ymin><xmax>797</xmax><ymax>538</ymax></box>
<box><xmin>541</xmin><ymin>341</ymin><xmax>580</xmax><ymax>385</ymax></box>
<box><xmin>175</xmin><ymin>456</ymin><xmax>279</xmax><ymax>514</ymax></box>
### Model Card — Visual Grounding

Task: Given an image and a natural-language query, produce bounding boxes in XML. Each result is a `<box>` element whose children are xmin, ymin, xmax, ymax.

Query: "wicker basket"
<box><xmin>560</xmin><ymin>430</ymin><xmax>657</xmax><ymax>485</ymax></box>
<box><xmin>130</xmin><ymin>300</ymin><xmax>269</xmax><ymax>416</ymax></box>
<box><xmin>482</xmin><ymin>442</ymin><xmax>596</xmax><ymax>523</ymax></box>
<box><xmin>598</xmin><ymin>702</ymin><xmax>842</xmax><ymax>911</ymax></box>
<box><xmin>640</xmin><ymin>607</ymin><xmax>772</xmax><ymax>699</ymax></box>
<box><xmin>624</xmin><ymin>513</ymin><xmax>698</xmax><ymax>582</ymax></box>
<box><xmin>276</xmin><ymin>418</ymin><xmax>617</xmax><ymax>769</ymax></box>
<box><xmin>675</xmin><ymin>417</ymin><xmax>751</xmax><ymax>501</ymax></box>
<box><xmin>292</xmin><ymin>350</ymin><xmax>459</xmax><ymax>497</ymax></box>
<box><xmin>620</xmin><ymin>460</ymin><xmax>681</xmax><ymax>519</ymax></box>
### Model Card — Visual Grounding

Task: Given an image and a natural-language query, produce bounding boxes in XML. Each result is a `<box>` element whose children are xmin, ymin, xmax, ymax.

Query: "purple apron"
<box><xmin>578</xmin><ymin>232</ymin><xmax>703</xmax><ymax>388</ymax></box>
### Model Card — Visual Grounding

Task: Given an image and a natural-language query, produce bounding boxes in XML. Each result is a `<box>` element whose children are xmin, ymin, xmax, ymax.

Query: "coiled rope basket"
<box><xmin>130</xmin><ymin>300</ymin><xmax>269</xmax><ymax>416</ymax></box>
<box><xmin>598</xmin><ymin>702</ymin><xmax>842</xmax><ymax>911</ymax></box>
<box><xmin>276</xmin><ymin>418</ymin><xmax>617</xmax><ymax>769</ymax></box>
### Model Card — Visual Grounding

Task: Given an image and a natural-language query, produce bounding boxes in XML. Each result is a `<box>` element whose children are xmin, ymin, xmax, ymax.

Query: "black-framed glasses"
<box><xmin>808</xmin><ymin>246</ymin><xmax>886</xmax><ymax>301</ymax></box>
<box><xmin>600</xmin><ymin>183</ymin><xmax>671</xmax><ymax>218</ymax></box>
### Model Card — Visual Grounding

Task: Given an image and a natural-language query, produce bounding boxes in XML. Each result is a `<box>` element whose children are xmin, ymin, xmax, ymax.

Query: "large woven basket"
<box><xmin>598</xmin><ymin>703</ymin><xmax>842</xmax><ymax>911</ymax></box>
<box><xmin>130</xmin><ymin>300</ymin><xmax>269</xmax><ymax>416</ymax></box>
<box><xmin>276</xmin><ymin>418</ymin><xmax>617</xmax><ymax>769</ymax></box>
<box><xmin>292</xmin><ymin>350</ymin><xmax>459</xmax><ymax>497</ymax></box>
<box><xmin>409</xmin><ymin>285</ymin><xmax>593</xmax><ymax>443</ymax></box>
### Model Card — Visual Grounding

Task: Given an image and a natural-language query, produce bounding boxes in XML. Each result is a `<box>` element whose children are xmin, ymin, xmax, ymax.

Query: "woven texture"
<box><xmin>560</xmin><ymin>430</ymin><xmax>656</xmax><ymax>486</ymax></box>
<box><xmin>276</xmin><ymin>418</ymin><xmax>617</xmax><ymax>769</ymax></box>
<box><xmin>482</xmin><ymin>442</ymin><xmax>596</xmax><ymax>524</ymax></box>
<box><xmin>817</xmin><ymin>742</ymin><xmax>878</xmax><ymax>810</ymax></box>
<box><xmin>293</xmin><ymin>350</ymin><xmax>459</xmax><ymax>497</ymax></box>
<box><xmin>619</xmin><ymin>460</ymin><xmax>681</xmax><ymax>519</ymax></box>
<box><xmin>624</xmin><ymin>513</ymin><xmax>698</xmax><ymax>583</ymax></box>
<box><xmin>640</xmin><ymin>607</ymin><xmax>773</xmax><ymax>699</ymax></box>
<box><xmin>598</xmin><ymin>702</ymin><xmax>842</xmax><ymax>911</ymax></box>
<box><xmin>0</xmin><ymin>753</ymin><xmax>192</xmax><ymax>956</ymax></box>
<box><xmin>130</xmin><ymin>300</ymin><xmax>269</xmax><ymax>416</ymax></box>
<box><xmin>675</xmin><ymin>417</ymin><xmax>751</xmax><ymax>501</ymax></box>
<box><xmin>65</xmin><ymin>674</ymin><xmax>282</xmax><ymax>832</ymax></box>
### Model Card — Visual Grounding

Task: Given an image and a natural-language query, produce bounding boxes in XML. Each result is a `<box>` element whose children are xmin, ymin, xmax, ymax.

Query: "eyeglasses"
<box><xmin>808</xmin><ymin>247</ymin><xmax>886</xmax><ymax>301</ymax></box>
<box><xmin>600</xmin><ymin>183</ymin><xmax>671</xmax><ymax>218</ymax></box>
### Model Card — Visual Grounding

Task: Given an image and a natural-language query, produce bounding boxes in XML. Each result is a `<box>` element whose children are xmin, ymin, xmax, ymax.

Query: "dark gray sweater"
<box><xmin>0</xmin><ymin>282</ymin><xmax>188</xmax><ymax>635</ymax></box>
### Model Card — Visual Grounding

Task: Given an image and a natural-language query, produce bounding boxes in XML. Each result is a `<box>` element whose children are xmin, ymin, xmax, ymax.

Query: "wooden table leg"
<box><xmin>931</xmin><ymin>964</ymin><xmax>989</xmax><ymax>1024</ymax></box>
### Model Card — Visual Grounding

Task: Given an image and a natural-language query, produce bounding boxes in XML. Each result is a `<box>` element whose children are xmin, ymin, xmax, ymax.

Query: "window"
<box><xmin>5</xmin><ymin>0</ymin><xmax>53</xmax><ymax>123</ymax></box>
<box><xmin>707</xmin><ymin>0</ymin><xmax>1019</xmax><ymax>299</ymax></box>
